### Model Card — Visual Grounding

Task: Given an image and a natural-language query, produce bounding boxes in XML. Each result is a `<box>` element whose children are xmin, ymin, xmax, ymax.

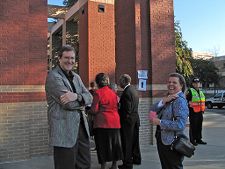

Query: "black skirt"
<box><xmin>94</xmin><ymin>128</ymin><xmax>123</xmax><ymax>164</ymax></box>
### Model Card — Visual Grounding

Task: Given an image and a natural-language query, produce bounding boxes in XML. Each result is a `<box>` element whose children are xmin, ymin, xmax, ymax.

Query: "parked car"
<box><xmin>205</xmin><ymin>92</ymin><xmax>225</xmax><ymax>109</ymax></box>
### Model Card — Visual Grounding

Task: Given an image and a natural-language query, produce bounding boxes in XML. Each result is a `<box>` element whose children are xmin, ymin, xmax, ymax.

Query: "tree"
<box><xmin>190</xmin><ymin>58</ymin><xmax>220</xmax><ymax>87</ymax></box>
<box><xmin>174</xmin><ymin>21</ymin><xmax>220</xmax><ymax>87</ymax></box>
<box><xmin>175</xmin><ymin>21</ymin><xmax>193</xmax><ymax>78</ymax></box>
<box><xmin>63</xmin><ymin>0</ymin><xmax>77</xmax><ymax>7</ymax></box>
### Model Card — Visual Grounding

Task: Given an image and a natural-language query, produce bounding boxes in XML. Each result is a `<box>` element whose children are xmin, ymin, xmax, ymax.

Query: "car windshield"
<box><xmin>214</xmin><ymin>93</ymin><xmax>222</xmax><ymax>98</ymax></box>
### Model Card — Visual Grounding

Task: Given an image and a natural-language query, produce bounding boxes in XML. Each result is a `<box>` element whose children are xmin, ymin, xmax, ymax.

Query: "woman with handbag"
<box><xmin>149</xmin><ymin>73</ymin><xmax>189</xmax><ymax>169</ymax></box>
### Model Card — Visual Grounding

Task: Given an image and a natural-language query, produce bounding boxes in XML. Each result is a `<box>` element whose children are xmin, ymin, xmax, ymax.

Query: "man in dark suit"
<box><xmin>45</xmin><ymin>45</ymin><xmax>93</xmax><ymax>169</ymax></box>
<box><xmin>118</xmin><ymin>74</ymin><xmax>141</xmax><ymax>169</ymax></box>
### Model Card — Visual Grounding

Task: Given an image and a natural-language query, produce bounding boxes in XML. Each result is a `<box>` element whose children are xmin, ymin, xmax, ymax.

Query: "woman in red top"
<box><xmin>90</xmin><ymin>73</ymin><xmax>123</xmax><ymax>169</ymax></box>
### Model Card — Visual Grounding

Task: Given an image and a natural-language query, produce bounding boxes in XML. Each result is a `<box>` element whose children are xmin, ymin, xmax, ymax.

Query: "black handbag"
<box><xmin>171</xmin><ymin>134</ymin><xmax>195</xmax><ymax>158</ymax></box>
<box><xmin>170</xmin><ymin>101</ymin><xmax>195</xmax><ymax>158</ymax></box>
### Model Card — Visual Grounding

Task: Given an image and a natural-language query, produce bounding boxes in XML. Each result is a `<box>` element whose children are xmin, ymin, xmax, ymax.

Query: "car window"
<box><xmin>214</xmin><ymin>93</ymin><xmax>222</xmax><ymax>98</ymax></box>
<box><xmin>223</xmin><ymin>93</ymin><xmax>225</xmax><ymax>101</ymax></box>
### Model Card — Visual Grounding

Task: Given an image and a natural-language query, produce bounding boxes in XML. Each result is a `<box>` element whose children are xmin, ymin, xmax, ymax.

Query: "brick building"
<box><xmin>0</xmin><ymin>0</ymin><xmax>48</xmax><ymax>162</ymax></box>
<box><xmin>0</xmin><ymin>0</ymin><xmax>176</xmax><ymax>162</ymax></box>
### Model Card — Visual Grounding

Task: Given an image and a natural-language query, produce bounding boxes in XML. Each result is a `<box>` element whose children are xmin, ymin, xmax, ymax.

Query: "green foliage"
<box><xmin>190</xmin><ymin>58</ymin><xmax>220</xmax><ymax>87</ymax></box>
<box><xmin>174</xmin><ymin>21</ymin><xmax>220</xmax><ymax>87</ymax></box>
<box><xmin>175</xmin><ymin>21</ymin><xmax>193</xmax><ymax>78</ymax></box>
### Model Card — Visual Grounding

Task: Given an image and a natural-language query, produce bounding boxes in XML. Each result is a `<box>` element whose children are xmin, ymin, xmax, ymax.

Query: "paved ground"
<box><xmin>0</xmin><ymin>110</ymin><xmax>225</xmax><ymax>169</ymax></box>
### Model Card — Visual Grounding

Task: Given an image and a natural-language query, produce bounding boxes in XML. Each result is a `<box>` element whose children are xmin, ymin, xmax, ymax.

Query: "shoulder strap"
<box><xmin>157</xmin><ymin>106</ymin><xmax>165</xmax><ymax>119</ymax></box>
<box><xmin>171</xmin><ymin>98</ymin><xmax>186</xmax><ymax>138</ymax></box>
<box><xmin>171</xmin><ymin>101</ymin><xmax>178</xmax><ymax>138</ymax></box>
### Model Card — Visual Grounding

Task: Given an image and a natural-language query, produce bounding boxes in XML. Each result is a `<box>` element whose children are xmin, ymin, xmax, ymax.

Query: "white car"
<box><xmin>205</xmin><ymin>92</ymin><xmax>225</xmax><ymax>109</ymax></box>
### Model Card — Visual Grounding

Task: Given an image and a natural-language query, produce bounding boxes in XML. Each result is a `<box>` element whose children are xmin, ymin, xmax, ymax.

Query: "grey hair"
<box><xmin>119</xmin><ymin>74</ymin><xmax>131</xmax><ymax>87</ymax></box>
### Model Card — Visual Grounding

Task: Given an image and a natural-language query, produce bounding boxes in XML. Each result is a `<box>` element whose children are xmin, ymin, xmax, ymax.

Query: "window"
<box><xmin>98</xmin><ymin>4</ymin><xmax>105</xmax><ymax>13</ymax></box>
<box><xmin>214</xmin><ymin>93</ymin><xmax>222</xmax><ymax>98</ymax></box>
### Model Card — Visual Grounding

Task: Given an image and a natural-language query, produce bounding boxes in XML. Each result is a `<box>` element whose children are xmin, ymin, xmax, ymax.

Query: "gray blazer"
<box><xmin>45</xmin><ymin>66</ymin><xmax>93</xmax><ymax>148</ymax></box>
<box><xmin>152</xmin><ymin>92</ymin><xmax>189</xmax><ymax>145</ymax></box>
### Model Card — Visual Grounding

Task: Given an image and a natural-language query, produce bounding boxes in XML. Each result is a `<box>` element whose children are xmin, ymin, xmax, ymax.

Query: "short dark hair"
<box><xmin>169</xmin><ymin>73</ymin><xmax>186</xmax><ymax>93</ymax></box>
<box><xmin>90</xmin><ymin>81</ymin><xmax>96</xmax><ymax>88</ymax></box>
<box><xmin>95</xmin><ymin>73</ymin><xmax>109</xmax><ymax>88</ymax></box>
<box><xmin>58</xmin><ymin>45</ymin><xmax>75</xmax><ymax>58</ymax></box>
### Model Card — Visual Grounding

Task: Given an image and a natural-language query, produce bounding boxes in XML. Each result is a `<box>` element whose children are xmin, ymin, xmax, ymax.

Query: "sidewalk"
<box><xmin>1</xmin><ymin>110</ymin><xmax>225</xmax><ymax>169</ymax></box>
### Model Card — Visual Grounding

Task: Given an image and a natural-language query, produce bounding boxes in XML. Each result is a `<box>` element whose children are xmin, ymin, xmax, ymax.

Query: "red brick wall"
<box><xmin>115</xmin><ymin>0</ymin><xmax>136</xmax><ymax>83</ymax></box>
<box><xmin>135</xmin><ymin>0</ymin><xmax>152</xmax><ymax>97</ymax></box>
<box><xmin>0</xmin><ymin>0</ymin><xmax>47</xmax><ymax>86</ymax></box>
<box><xmin>79</xmin><ymin>1</ymin><xmax>116</xmax><ymax>86</ymax></box>
<box><xmin>88</xmin><ymin>1</ymin><xmax>116</xmax><ymax>83</ymax></box>
<box><xmin>136</xmin><ymin>0</ymin><xmax>151</xmax><ymax>72</ymax></box>
<box><xmin>79</xmin><ymin>2</ymin><xmax>89</xmax><ymax>85</ymax></box>
<box><xmin>0</xmin><ymin>0</ymin><xmax>48</xmax><ymax>162</ymax></box>
<box><xmin>115</xmin><ymin>0</ymin><xmax>176</xmax><ymax>145</ymax></box>
<box><xmin>0</xmin><ymin>92</ymin><xmax>45</xmax><ymax>103</ymax></box>
<box><xmin>150</xmin><ymin>0</ymin><xmax>176</xmax><ymax>96</ymax></box>
<box><xmin>28</xmin><ymin>0</ymin><xmax>47</xmax><ymax>85</ymax></box>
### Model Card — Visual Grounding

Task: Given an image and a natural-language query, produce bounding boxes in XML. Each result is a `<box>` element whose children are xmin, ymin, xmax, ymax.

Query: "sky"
<box><xmin>174</xmin><ymin>0</ymin><xmax>225</xmax><ymax>56</ymax></box>
<box><xmin>48</xmin><ymin>0</ymin><xmax>63</xmax><ymax>6</ymax></box>
<box><xmin>48</xmin><ymin>0</ymin><xmax>225</xmax><ymax>56</ymax></box>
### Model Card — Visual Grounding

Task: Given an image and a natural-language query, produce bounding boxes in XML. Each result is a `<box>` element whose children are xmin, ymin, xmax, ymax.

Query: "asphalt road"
<box><xmin>206</xmin><ymin>107</ymin><xmax>225</xmax><ymax>115</ymax></box>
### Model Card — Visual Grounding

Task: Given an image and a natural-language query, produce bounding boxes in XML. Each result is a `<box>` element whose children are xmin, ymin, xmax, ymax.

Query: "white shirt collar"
<box><xmin>124</xmin><ymin>83</ymin><xmax>130</xmax><ymax>90</ymax></box>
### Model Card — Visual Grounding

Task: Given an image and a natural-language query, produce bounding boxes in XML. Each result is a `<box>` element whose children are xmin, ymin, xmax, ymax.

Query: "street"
<box><xmin>206</xmin><ymin>107</ymin><xmax>225</xmax><ymax>115</ymax></box>
<box><xmin>183</xmin><ymin>108</ymin><xmax>225</xmax><ymax>169</ymax></box>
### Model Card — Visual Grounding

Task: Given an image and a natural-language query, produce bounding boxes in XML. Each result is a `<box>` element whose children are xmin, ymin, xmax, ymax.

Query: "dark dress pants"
<box><xmin>132</xmin><ymin>122</ymin><xmax>141</xmax><ymax>164</ymax></box>
<box><xmin>54</xmin><ymin>118</ymin><xmax>91</xmax><ymax>169</ymax></box>
<box><xmin>156</xmin><ymin>131</ymin><xmax>184</xmax><ymax>169</ymax></box>
<box><xmin>120</xmin><ymin>120</ymin><xmax>141</xmax><ymax>169</ymax></box>
<box><xmin>189</xmin><ymin>111</ymin><xmax>203</xmax><ymax>142</ymax></box>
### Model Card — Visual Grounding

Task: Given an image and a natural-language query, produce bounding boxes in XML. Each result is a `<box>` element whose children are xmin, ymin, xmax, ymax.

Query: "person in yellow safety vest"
<box><xmin>186</xmin><ymin>77</ymin><xmax>207</xmax><ymax>146</ymax></box>
<box><xmin>189</xmin><ymin>88</ymin><xmax>206</xmax><ymax>112</ymax></box>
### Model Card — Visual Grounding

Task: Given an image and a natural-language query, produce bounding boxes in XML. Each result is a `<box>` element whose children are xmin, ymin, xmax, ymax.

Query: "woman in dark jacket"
<box><xmin>90</xmin><ymin>73</ymin><xmax>123</xmax><ymax>169</ymax></box>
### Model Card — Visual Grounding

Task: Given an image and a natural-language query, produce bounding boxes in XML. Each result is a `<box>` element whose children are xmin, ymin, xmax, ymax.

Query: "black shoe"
<box><xmin>191</xmin><ymin>141</ymin><xmax>198</xmax><ymax>146</ymax></box>
<box><xmin>190</xmin><ymin>140</ymin><xmax>198</xmax><ymax>146</ymax></box>
<box><xmin>133</xmin><ymin>158</ymin><xmax>141</xmax><ymax>165</ymax></box>
<box><xmin>118</xmin><ymin>165</ymin><xmax>124</xmax><ymax>169</ymax></box>
<box><xmin>196</xmin><ymin>140</ymin><xmax>207</xmax><ymax>145</ymax></box>
<box><xmin>118</xmin><ymin>164</ymin><xmax>133</xmax><ymax>169</ymax></box>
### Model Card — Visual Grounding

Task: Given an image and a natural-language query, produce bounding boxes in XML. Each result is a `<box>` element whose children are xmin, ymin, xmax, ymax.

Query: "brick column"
<box><xmin>149</xmin><ymin>0</ymin><xmax>176</xmax><ymax>100</ymax></box>
<box><xmin>115</xmin><ymin>0</ymin><xmax>176</xmax><ymax>145</ymax></box>
<box><xmin>115</xmin><ymin>0</ymin><xmax>136</xmax><ymax>83</ymax></box>
<box><xmin>79</xmin><ymin>0</ymin><xmax>116</xmax><ymax>86</ymax></box>
<box><xmin>0</xmin><ymin>0</ymin><xmax>48</xmax><ymax>162</ymax></box>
